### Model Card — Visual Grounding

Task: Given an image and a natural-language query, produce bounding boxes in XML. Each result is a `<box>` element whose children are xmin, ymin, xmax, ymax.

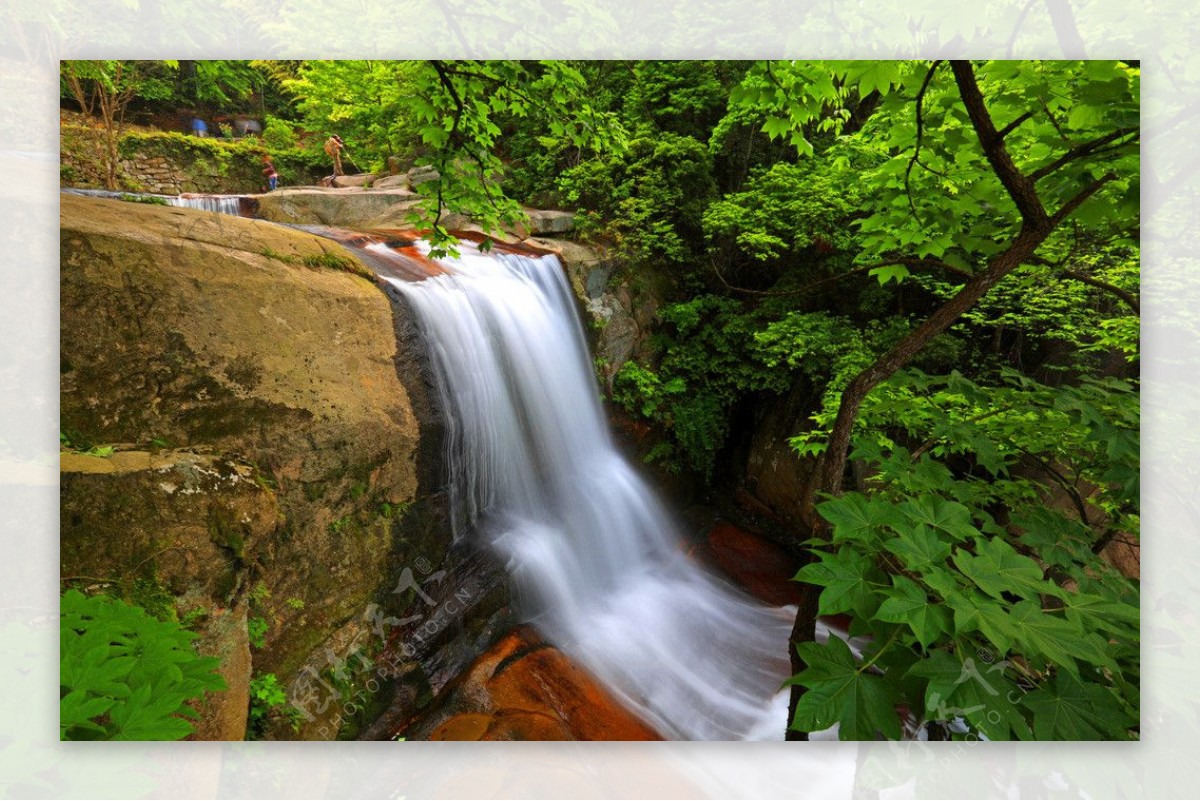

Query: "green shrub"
<box><xmin>248</xmin><ymin>672</ymin><xmax>304</xmax><ymax>738</ymax></box>
<box><xmin>558</xmin><ymin>133</ymin><xmax>716</xmax><ymax>267</ymax></box>
<box><xmin>262</xmin><ymin>116</ymin><xmax>298</xmax><ymax>150</ymax></box>
<box><xmin>60</xmin><ymin>589</ymin><xmax>225</xmax><ymax>740</ymax></box>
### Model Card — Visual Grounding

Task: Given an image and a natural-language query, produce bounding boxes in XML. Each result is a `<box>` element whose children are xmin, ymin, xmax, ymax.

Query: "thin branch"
<box><xmin>997</xmin><ymin>110</ymin><xmax>1035</xmax><ymax>140</ymax></box>
<box><xmin>910</xmin><ymin>406</ymin><xmax>1013</xmax><ymax>460</ymax></box>
<box><xmin>904</xmin><ymin>60</ymin><xmax>944</xmax><ymax>218</ymax></box>
<box><xmin>1017</xmin><ymin>447</ymin><xmax>1091</xmax><ymax>527</ymax></box>
<box><xmin>708</xmin><ymin>256</ymin><xmax>971</xmax><ymax>298</ymax></box>
<box><xmin>1029</xmin><ymin>127</ymin><xmax>1139</xmax><ymax>182</ymax></box>
<box><xmin>1062</xmin><ymin>269</ymin><xmax>1140</xmax><ymax>313</ymax></box>
<box><xmin>1040</xmin><ymin>99</ymin><xmax>1072</xmax><ymax>144</ymax></box>
<box><xmin>428</xmin><ymin>60</ymin><xmax>469</xmax><ymax>232</ymax></box>
<box><xmin>1049</xmin><ymin>171</ymin><xmax>1118</xmax><ymax>227</ymax></box>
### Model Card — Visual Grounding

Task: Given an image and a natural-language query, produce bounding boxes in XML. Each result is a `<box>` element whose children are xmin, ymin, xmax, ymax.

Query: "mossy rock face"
<box><xmin>60</xmin><ymin>194</ymin><xmax>511</xmax><ymax>739</ymax></box>
<box><xmin>60</xmin><ymin>450</ymin><xmax>274</xmax><ymax>741</ymax></box>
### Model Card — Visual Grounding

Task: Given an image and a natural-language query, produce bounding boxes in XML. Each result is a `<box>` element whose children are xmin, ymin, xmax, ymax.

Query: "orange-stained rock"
<box><xmin>696</xmin><ymin>520</ymin><xmax>805</xmax><ymax>607</ymax></box>
<box><xmin>404</xmin><ymin>627</ymin><xmax>661</xmax><ymax>741</ymax></box>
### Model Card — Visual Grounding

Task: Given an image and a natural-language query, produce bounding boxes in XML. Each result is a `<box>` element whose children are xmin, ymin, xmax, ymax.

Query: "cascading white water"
<box><xmin>387</xmin><ymin>243</ymin><xmax>797</xmax><ymax>740</ymax></box>
<box><xmin>166</xmin><ymin>195</ymin><xmax>243</xmax><ymax>215</ymax></box>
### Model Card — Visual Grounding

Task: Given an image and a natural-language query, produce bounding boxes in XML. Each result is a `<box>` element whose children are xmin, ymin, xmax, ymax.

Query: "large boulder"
<box><xmin>253</xmin><ymin>187</ymin><xmax>419</xmax><ymax>227</ymax></box>
<box><xmin>523</xmin><ymin>209</ymin><xmax>575</xmax><ymax>236</ymax></box>
<box><xmin>60</xmin><ymin>193</ymin><xmax>507</xmax><ymax>739</ymax></box>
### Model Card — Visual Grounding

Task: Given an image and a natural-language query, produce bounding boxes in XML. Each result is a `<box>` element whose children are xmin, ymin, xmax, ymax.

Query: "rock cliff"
<box><xmin>60</xmin><ymin>194</ymin><xmax>510</xmax><ymax>740</ymax></box>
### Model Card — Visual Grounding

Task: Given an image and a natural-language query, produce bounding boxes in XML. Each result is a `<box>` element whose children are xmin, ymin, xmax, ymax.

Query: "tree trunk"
<box><xmin>800</xmin><ymin>226</ymin><xmax>1049</xmax><ymax>524</ymax></box>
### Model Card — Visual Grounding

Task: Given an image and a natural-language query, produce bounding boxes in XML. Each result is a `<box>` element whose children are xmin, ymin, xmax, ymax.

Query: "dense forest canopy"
<box><xmin>61</xmin><ymin>59</ymin><xmax>1139</xmax><ymax>741</ymax></box>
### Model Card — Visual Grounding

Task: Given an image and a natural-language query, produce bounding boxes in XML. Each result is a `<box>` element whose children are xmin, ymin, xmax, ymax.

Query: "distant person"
<box><xmin>324</xmin><ymin>134</ymin><xmax>344</xmax><ymax>177</ymax></box>
<box><xmin>262</xmin><ymin>155</ymin><xmax>278</xmax><ymax>192</ymax></box>
<box><xmin>191</xmin><ymin>117</ymin><xmax>208</xmax><ymax>138</ymax></box>
<box><xmin>234</xmin><ymin>118</ymin><xmax>263</xmax><ymax>137</ymax></box>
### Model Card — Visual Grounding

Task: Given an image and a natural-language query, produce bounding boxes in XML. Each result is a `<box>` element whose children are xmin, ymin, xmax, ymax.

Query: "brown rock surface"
<box><xmin>693</xmin><ymin>520</ymin><xmax>804</xmax><ymax>607</ymax></box>
<box><xmin>404</xmin><ymin>627</ymin><xmax>661</xmax><ymax>741</ymax></box>
<box><xmin>60</xmin><ymin>193</ymin><xmax>511</xmax><ymax>739</ymax></box>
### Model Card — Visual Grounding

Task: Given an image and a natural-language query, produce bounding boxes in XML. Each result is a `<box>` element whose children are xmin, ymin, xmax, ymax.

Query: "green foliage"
<box><xmin>280</xmin><ymin>60</ymin><xmax>625</xmax><ymax>256</ymax></box>
<box><xmin>117</xmin><ymin>130</ymin><xmax>325</xmax><ymax>190</ymax></box>
<box><xmin>246</xmin><ymin>581</ymin><xmax>271</xmax><ymax>649</ymax></box>
<box><xmin>260</xmin><ymin>246</ymin><xmax>369</xmax><ymax>278</ymax></box>
<box><xmin>732</xmin><ymin>60</ymin><xmax>1138</xmax><ymax>272</ymax></box>
<box><xmin>59</xmin><ymin>431</ymin><xmax>115</xmax><ymax>455</ymax></box>
<box><xmin>118</xmin><ymin>193</ymin><xmax>168</xmax><ymax>206</ymax></box>
<box><xmin>915</xmin><ymin>238</ymin><xmax>1140</xmax><ymax>369</ymax></box>
<box><xmin>247</xmin><ymin>616</ymin><xmax>268</xmax><ymax>649</ymax></box>
<box><xmin>249</xmin><ymin>673</ymin><xmax>286</xmax><ymax>719</ymax></box>
<box><xmin>559</xmin><ymin>133</ymin><xmax>714</xmax><ymax>267</ymax></box>
<box><xmin>613</xmin><ymin>297</ymin><xmax>965</xmax><ymax>476</ymax></box>
<box><xmin>703</xmin><ymin>155</ymin><xmax>873</xmax><ymax>262</ymax></box>
<box><xmin>248</xmin><ymin>581</ymin><xmax>270</xmax><ymax>608</ymax></box>
<box><xmin>377</xmin><ymin>500</ymin><xmax>412</xmax><ymax>519</ymax></box>
<box><xmin>247</xmin><ymin>672</ymin><xmax>304</xmax><ymax>737</ymax></box>
<box><xmin>611</xmin><ymin>296</ymin><xmax>782</xmax><ymax>475</ymax></box>
<box><xmin>407</xmin><ymin>60</ymin><xmax>626</xmax><ymax>257</ymax></box>
<box><xmin>119</xmin><ymin>130</ymin><xmax>260</xmax><ymax>165</ymax></box>
<box><xmin>186</xmin><ymin>60</ymin><xmax>261</xmax><ymax>107</ymax></box>
<box><xmin>282</xmin><ymin>60</ymin><xmax>427</xmax><ymax>175</ymax></box>
<box><xmin>60</xmin><ymin>590</ymin><xmax>225</xmax><ymax>741</ymax></box>
<box><xmin>261</xmin><ymin>115</ymin><xmax>299</xmax><ymax>150</ymax></box>
<box><xmin>789</xmin><ymin>369</ymin><xmax>1139</xmax><ymax>740</ymax></box>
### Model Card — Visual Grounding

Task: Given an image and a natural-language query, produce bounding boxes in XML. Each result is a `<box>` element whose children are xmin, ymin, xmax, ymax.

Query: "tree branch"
<box><xmin>1028</xmin><ymin>249</ymin><xmax>1140</xmax><ymax>313</ymax></box>
<box><xmin>904</xmin><ymin>61</ymin><xmax>944</xmax><ymax>217</ymax></box>
<box><xmin>950</xmin><ymin>61</ymin><xmax>1049</xmax><ymax>231</ymax></box>
<box><xmin>1062</xmin><ymin>268</ymin><xmax>1139</xmax><ymax>313</ymax></box>
<box><xmin>1049</xmin><ymin>171</ymin><xmax>1118</xmax><ymax>227</ymax></box>
<box><xmin>709</xmin><ymin>256</ymin><xmax>971</xmax><ymax>298</ymax></box>
<box><xmin>1017</xmin><ymin>447</ymin><xmax>1091</xmax><ymax>527</ymax></box>
<box><xmin>997</xmin><ymin>110</ymin><xmax>1035</xmax><ymax>140</ymax></box>
<box><xmin>1029</xmin><ymin>128</ymin><xmax>1138</xmax><ymax>182</ymax></box>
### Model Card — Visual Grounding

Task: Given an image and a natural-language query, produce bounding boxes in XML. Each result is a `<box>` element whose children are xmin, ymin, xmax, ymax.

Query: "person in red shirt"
<box><xmin>262</xmin><ymin>155</ymin><xmax>278</xmax><ymax>192</ymax></box>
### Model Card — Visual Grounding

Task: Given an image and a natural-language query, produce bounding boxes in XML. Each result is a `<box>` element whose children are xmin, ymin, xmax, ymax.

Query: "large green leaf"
<box><xmin>789</xmin><ymin>634</ymin><xmax>903</xmax><ymax>740</ymax></box>
<box><xmin>794</xmin><ymin>547</ymin><xmax>882</xmax><ymax>617</ymax></box>
<box><xmin>907</xmin><ymin>651</ymin><xmax>1032</xmax><ymax>740</ymax></box>
<box><xmin>1021</xmin><ymin>673</ymin><xmax>1135</xmax><ymax>740</ymax></box>
<box><xmin>817</xmin><ymin>493</ymin><xmax>903</xmax><ymax>544</ymax></box>
<box><xmin>875</xmin><ymin>576</ymin><xmax>950</xmax><ymax>648</ymax></box>
<box><xmin>953</xmin><ymin>537</ymin><xmax>1059</xmax><ymax>601</ymax></box>
<box><xmin>883</xmin><ymin>524</ymin><xmax>951</xmax><ymax>570</ymax></box>
<box><xmin>899</xmin><ymin>496</ymin><xmax>977</xmax><ymax>541</ymax></box>
<box><xmin>1004</xmin><ymin>600</ymin><xmax>1094</xmax><ymax>675</ymax></box>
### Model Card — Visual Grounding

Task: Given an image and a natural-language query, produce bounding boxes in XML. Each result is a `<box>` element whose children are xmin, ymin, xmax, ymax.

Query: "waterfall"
<box><xmin>60</xmin><ymin>189</ymin><xmax>245</xmax><ymax>216</ymax></box>
<box><xmin>386</xmin><ymin>242</ymin><xmax>797</xmax><ymax>741</ymax></box>
<box><xmin>166</xmin><ymin>195</ymin><xmax>244</xmax><ymax>215</ymax></box>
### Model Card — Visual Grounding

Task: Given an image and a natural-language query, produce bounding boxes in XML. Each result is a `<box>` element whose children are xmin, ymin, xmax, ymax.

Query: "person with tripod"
<box><xmin>324</xmin><ymin>134</ymin><xmax>345</xmax><ymax>178</ymax></box>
